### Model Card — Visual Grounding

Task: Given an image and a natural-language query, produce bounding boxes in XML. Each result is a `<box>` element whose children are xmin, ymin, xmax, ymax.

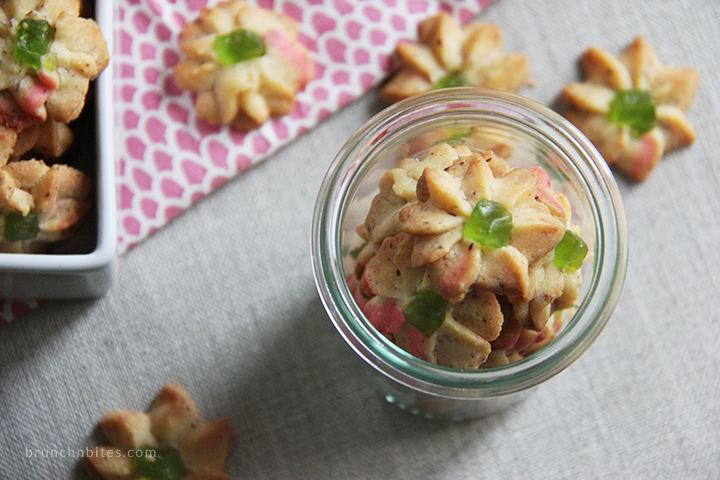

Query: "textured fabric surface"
<box><xmin>1</xmin><ymin>0</ymin><xmax>719</xmax><ymax>478</ymax></box>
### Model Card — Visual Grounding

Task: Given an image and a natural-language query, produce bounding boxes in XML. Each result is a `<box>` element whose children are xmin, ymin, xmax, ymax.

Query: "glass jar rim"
<box><xmin>312</xmin><ymin>88</ymin><xmax>628</xmax><ymax>399</ymax></box>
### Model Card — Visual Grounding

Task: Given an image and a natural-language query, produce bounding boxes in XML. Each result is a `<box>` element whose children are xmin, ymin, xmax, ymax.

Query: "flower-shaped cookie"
<box><xmin>351</xmin><ymin>143</ymin><xmax>585</xmax><ymax>369</ymax></box>
<box><xmin>0</xmin><ymin>0</ymin><xmax>110</xmax><ymax>125</ymax></box>
<box><xmin>0</xmin><ymin>159</ymin><xmax>90</xmax><ymax>252</ymax></box>
<box><xmin>173</xmin><ymin>0</ymin><xmax>314</xmax><ymax>130</ymax></box>
<box><xmin>380</xmin><ymin>12</ymin><xmax>531</xmax><ymax>104</ymax></box>
<box><xmin>562</xmin><ymin>36</ymin><xmax>699</xmax><ymax>181</ymax></box>
<box><xmin>0</xmin><ymin>0</ymin><xmax>108</xmax><ymax>167</ymax></box>
<box><xmin>84</xmin><ymin>384</ymin><xmax>235</xmax><ymax>480</ymax></box>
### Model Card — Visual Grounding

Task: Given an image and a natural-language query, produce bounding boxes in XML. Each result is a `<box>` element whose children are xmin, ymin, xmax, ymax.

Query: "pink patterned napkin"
<box><xmin>0</xmin><ymin>0</ymin><xmax>493</xmax><ymax>325</ymax></box>
<box><xmin>115</xmin><ymin>0</ymin><xmax>493</xmax><ymax>252</ymax></box>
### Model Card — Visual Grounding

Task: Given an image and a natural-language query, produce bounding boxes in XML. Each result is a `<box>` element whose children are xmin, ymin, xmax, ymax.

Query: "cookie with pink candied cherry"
<box><xmin>562</xmin><ymin>36</ymin><xmax>699</xmax><ymax>181</ymax></box>
<box><xmin>0</xmin><ymin>0</ymin><xmax>109</xmax><ymax>163</ymax></box>
<box><xmin>0</xmin><ymin>0</ymin><xmax>109</xmax><ymax>124</ymax></box>
<box><xmin>173</xmin><ymin>0</ymin><xmax>315</xmax><ymax>130</ymax></box>
<box><xmin>349</xmin><ymin>143</ymin><xmax>587</xmax><ymax>370</ymax></box>
<box><xmin>380</xmin><ymin>12</ymin><xmax>531</xmax><ymax>104</ymax></box>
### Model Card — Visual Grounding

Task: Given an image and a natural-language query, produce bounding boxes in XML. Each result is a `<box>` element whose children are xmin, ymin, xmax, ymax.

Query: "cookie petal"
<box><xmin>580</xmin><ymin>46</ymin><xmax>632</xmax><ymax>89</ymax></box>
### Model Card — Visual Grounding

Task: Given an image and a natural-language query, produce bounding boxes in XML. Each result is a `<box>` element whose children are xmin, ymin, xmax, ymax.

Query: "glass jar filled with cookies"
<box><xmin>313</xmin><ymin>88</ymin><xmax>628</xmax><ymax>420</ymax></box>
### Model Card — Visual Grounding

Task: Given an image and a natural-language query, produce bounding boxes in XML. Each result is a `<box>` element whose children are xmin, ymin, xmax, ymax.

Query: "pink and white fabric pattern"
<box><xmin>0</xmin><ymin>0</ymin><xmax>493</xmax><ymax>324</ymax></box>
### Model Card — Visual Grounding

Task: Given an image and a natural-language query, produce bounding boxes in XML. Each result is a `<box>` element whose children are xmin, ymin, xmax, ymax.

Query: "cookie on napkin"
<box><xmin>173</xmin><ymin>0</ymin><xmax>315</xmax><ymax>130</ymax></box>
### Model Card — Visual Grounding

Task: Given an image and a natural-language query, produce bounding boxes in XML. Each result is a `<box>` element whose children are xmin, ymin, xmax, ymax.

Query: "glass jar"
<box><xmin>312</xmin><ymin>88</ymin><xmax>628</xmax><ymax>420</ymax></box>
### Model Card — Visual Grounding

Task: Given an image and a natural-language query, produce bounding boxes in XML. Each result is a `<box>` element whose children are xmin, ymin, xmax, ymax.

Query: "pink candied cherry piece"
<box><xmin>402</xmin><ymin>324</ymin><xmax>431</xmax><ymax>361</ymax></box>
<box><xmin>37</xmin><ymin>70</ymin><xmax>60</xmax><ymax>90</ymax></box>
<box><xmin>15</xmin><ymin>77</ymin><xmax>54</xmax><ymax>119</ymax></box>
<box><xmin>623</xmin><ymin>133</ymin><xmax>663</xmax><ymax>181</ymax></box>
<box><xmin>431</xmin><ymin>242</ymin><xmax>480</xmax><ymax>303</ymax></box>
<box><xmin>532</xmin><ymin>166</ymin><xmax>565</xmax><ymax>217</ymax></box>
<box><xmin>490</xmin><ymin>315</ymin><xmax>522</xmax><ymax>351</ymax></box>
<box><xmin>362</xmin><ymin>297</ymin><xmax>406</xmax><ymax>335</ymax></box>
<box><xmin>264</xmin><ymin>30</ymin><xmax>315</xmax><ymax>87</ymax></box>
<box><xmin>0</xmin><ymin>92</ymin><xmax>39</xmax><ymax>130</ymax></box>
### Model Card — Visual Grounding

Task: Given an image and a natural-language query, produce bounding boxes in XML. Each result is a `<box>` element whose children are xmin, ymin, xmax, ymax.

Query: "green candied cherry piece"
<box><xmin>14</xmin><ymin>18</ymin><xmax>55</xmax><ymax>70</ymax></box>
<box><xmin>4</xmin><ymin>211</ymin><xmax>40</xmax><ymax>242</ymax></box>
<box><xmin>608</xmin><ymin>89</ymin><xmax>657</xmax><ymax>137</ymax></box>
<box><xmin>404</xmin><ymin>290</ymin><xmax>447</xmax><ymax>335</ymax></box>
<box><xmin>349</xmin><ymin>241</ymin><xmax>367</xmax><ymax>260</ymax></box>
<box><xmin>447</xmin><ymin>127</ymin><xmax>472</xmax><ymax>142</ymax></box>
<box><xmin>134</xmin><ymin>446</ymin><xmax>188</xmax><ymax>480</ymax></box>
<box><xmin>553</xmin><ymin>230</ymin><xmax>588</xmax><ymax>270</ymax></box>
<box><xmin>214</xmin><ymin>28</ymin><xmax>265</xmax><ymax>65</ymax></box>
<box><xmin>432</xmin><ymin>128</ymin><xmax>472</xmax><ymax>148</ymax></box>
<box><xmin>433</xmin><ymin>71</ymin><xmax>469</xmax><ymax>90</ymax></box>
<box><xmin>464</xmin><ymin>199</ymin><xmax>513</xmax><ymax>248</ymax></box>
<box><xmin>438</xmin><ymin>127</ymin><xmax>472</xmax><ymax>143</ymax></box>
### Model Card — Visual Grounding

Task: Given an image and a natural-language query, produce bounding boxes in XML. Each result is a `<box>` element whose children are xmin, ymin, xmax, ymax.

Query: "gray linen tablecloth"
<box><xmin>1</xmin><ymin>0</ymin><xmax>719</xmax><ymax>478</ymax></box>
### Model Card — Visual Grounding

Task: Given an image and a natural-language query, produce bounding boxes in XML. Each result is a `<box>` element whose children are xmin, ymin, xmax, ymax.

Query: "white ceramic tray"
<box><xmin>0</xmin><ymin>1</ymin><xmax>117</xmax><ymax>299</ymax></box>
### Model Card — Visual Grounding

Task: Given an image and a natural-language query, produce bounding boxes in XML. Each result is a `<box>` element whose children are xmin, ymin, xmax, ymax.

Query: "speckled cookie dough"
<box><xmin>173</xmin><ymin>0</ymin><xmax>315</xmax><ymax>130</ymax></box>
<box><xmin>562</xmin><ymin>36</ymin><xmax>699</xmax><ymax>181</ymax></box>
<box><xmin>348</xmin><ymin>142</ymin><xmax>587</xmax><ymax>369</ymax></box>
<box><xmin>380</xmin><ymin>12</ymin><xmax>531</xmax><ymax>104</ymax></box>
